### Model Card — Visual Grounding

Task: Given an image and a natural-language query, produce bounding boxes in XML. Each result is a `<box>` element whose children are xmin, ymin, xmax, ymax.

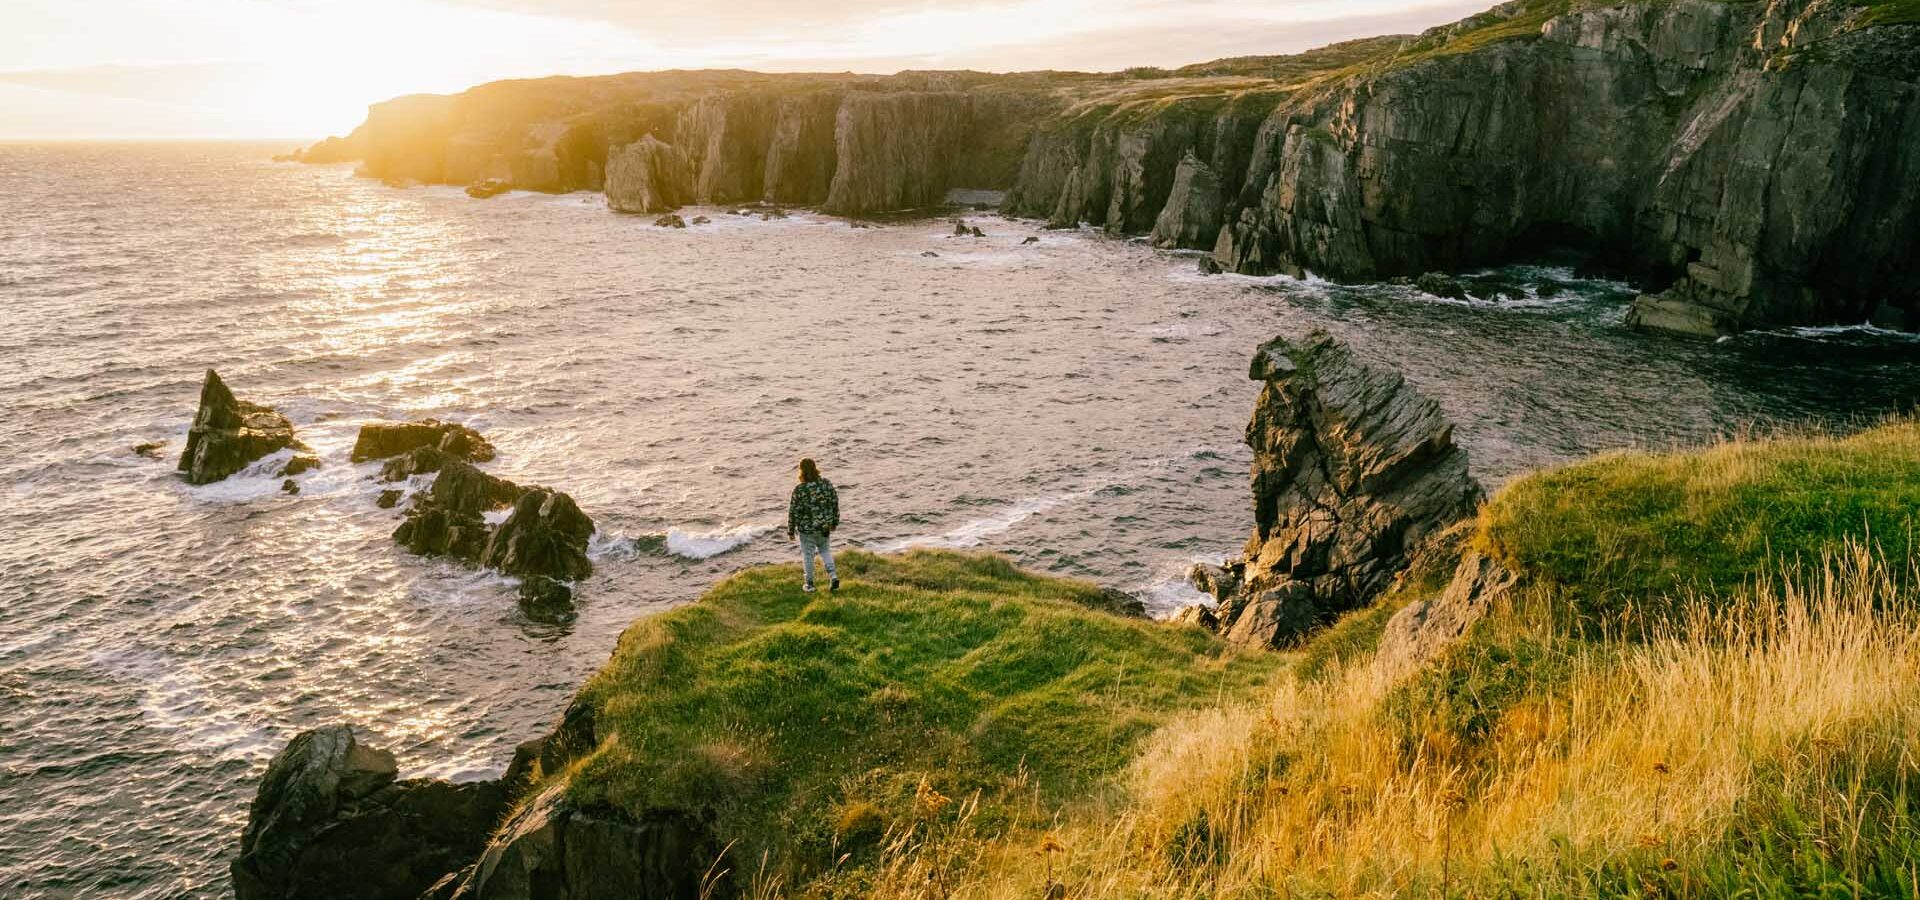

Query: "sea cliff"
<box><xmin>294</xmin><ymin>0</ymin><xmax>1919</xmax><ymax>335</ymax></box>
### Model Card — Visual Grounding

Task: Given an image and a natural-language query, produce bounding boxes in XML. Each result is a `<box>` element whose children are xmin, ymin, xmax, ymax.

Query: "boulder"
<box><xmin>1375</xmin><ymin>548</ymin><xmax>1517</xmax><ymax>678</ymax></box>
<box><xmin>376</xmin><ymin>489</ymin><xmax>404</xmax><ymax>509</ymax></box>
<box><xmin>177</xmin><ymin>370</ymin><xmax>305</xmax><ymax>485</ymax></box>
<box><xmin>1187</xmin><ymin>331</ymin><xmax>1482</xmax><ymax>647</ymax></box>
<box><xmin>279</xmin><ymin>455</ymin><xmax>320</xmax><ymax>477</ymax></box>
<box><xmin>351</xmin><ymin>420</ymin><xmax>494</xmax><ymax>465</ymax></box>
<box><xmin>281</xmin><ymin>478</ymin><xmax>300</xmax><ymax>495</ymax></box>
<box><xmin>439</xmin><ymin>786</ymin><xmax>713</xmax><ymax>900</ymax></box>
<box><xmin>1197</xmin><ymin>255</ymin><xmax>1224</xmax><ymax>276</ymax></box>
<box><xmin>1414</xmin><ymin>272</ymin><xmax>1468</xmax><ymax>300</ymax></box>
<box><xmin>394</xmin><ymin>461</ymin><xmax>523</xmax><ymax>563</ymax></box>
<box><xmin>466</xmin><ymin>179</ymin><xmax>511</xmax><ymax>199</ymax></box>
<box><xmin>232</xmin><ymin>725</ymin><xmax>509</xmax><ymax>900</ymax></box>
<box><xmin>604</xmin><ymin>136</ymin><xmax>692</xmax><ymax>214</ymax></box>
<box><xmin>480</xmin><ymin>488</ymin><xmax>595</xmax><ymax>582</ymax></box>
<box><xmin>517</xmin><ymin>576</ymin><xmax>577</xmax><ymax>623</ymax></box>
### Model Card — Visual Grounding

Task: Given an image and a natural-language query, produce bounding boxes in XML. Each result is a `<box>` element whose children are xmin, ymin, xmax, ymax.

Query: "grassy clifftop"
<box><xmin>516</xmin><ymin>423</ymin><xmax>1920</xmax><ymax>898</ymax></box>
<box><xmin>551</xmin><ymin>550</ymin><xmax>1280</xmax><ymax>888</ymax></box>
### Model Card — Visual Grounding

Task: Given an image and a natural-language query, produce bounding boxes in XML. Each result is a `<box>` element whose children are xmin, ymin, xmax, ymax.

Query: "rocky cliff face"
<box><xmin>1188</xmin><ymin>330</ymin><xmax>1483</xmax><ymax>647</ymax></box>
<box><xmin>300</xmin><ymin>0</ymin><xmax>1918</xmax><ymax>333</ymax></box>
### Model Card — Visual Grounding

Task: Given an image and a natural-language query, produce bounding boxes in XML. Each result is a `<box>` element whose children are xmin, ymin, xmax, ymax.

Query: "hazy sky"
<box><xmin>0</xmin><ymin>0</ymin><xmax>1488</xmax><ymax>139</ymax></box>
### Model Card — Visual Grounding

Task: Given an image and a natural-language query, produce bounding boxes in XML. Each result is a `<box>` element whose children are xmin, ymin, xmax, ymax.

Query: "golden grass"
<box><xmin>853</xmin><ymin>545</ymin><xmax>1920</xmax><ymax>898</ymax></box>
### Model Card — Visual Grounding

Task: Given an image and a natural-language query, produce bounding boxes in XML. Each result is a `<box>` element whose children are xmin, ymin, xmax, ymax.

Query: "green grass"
<box><xmin>1479</xmin><ymin>421</ymin><xmax>1920</xmax><ymax>627</ymax></box>
<box><xmin>556</xmin><ymin>549</ymin><xmax>1280</xmax><ymax>882</ymax></box>
<box><xmin>1856</xmin><ymin>0</ymin><xmax>1920</xmax><ymax>26</ymax></box>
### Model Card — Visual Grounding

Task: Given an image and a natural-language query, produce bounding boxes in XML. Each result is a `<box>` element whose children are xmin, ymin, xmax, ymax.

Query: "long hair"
<box><xmin>798</xmin><ymin>458</ymin><xmax>820</xmax><ymax>483</ymax></box>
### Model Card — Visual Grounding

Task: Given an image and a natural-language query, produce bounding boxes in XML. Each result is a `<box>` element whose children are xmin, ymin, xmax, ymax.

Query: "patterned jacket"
<box><xmin>787</xmin><ymin>479</ymin><xmax>840</xmax><ymax>535</ymax></box>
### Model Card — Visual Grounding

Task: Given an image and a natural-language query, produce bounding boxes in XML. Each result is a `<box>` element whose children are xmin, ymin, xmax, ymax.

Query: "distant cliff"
<box><xmin>298</xmin><ymin>0</ymin><xmax>1920</xmax><ymax>335</ymax></box>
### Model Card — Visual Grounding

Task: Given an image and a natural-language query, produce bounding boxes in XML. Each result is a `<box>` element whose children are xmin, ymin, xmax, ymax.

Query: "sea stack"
<box><xmin>1187</xmin><ymin>330</ymin><xmax>1482</xmax><ymax>647</ymax></box>
<box><xmin>177</xmin><ymin>370</ymin><xmax>304</xmax><ymax>485</ymax></box>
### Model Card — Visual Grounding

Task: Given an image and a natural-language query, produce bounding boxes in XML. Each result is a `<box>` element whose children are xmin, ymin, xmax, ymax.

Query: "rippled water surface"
<box><xmin>2</xmin><ymin>143</ymin><xmax>1916</xmax><ymax>898</ymax></box>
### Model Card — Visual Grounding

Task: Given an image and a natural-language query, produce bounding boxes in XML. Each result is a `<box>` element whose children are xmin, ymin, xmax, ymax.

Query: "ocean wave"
<box><xmin>90</xmin><ymin>648</ymin><xmax>278</xmax><ymax>762</ymax></box>
<box><xmin>879</xmin><ymin>490</ymin><xmax>1092</xmax><ymax>552</ymax></box>
<box><xmin>666</xmin><ymin>523</ymin><xmax>774</xmax><ymax>559</ymax></box>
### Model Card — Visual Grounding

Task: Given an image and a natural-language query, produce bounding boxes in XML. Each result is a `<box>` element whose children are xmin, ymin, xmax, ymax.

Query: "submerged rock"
<box><xmin>133</xmin><ymin>441</ymin><xmax>166</xmax><ymax>459</ymax></box>
<box><xmin>376</xmin><ymin>489</ymin><xmax>403</xmax><ymax>509</ymax></box>
<box><xmin>1414</xmin><ymin>272</ymin><xmax>1468</xmax><ymax>301</ymax></box>
<box><xmin>281</xmin><ymin>478</ymin><xmax>299</xmax><ymax>495</ymax></box>
<box><xmin>278</xmin><ymin>455</ymin><xmax>320</xmax><ymax>477</ymax></box>
<box><xmin>465</xmin><ymin>179</ymin><xmax>511</xmax><ymax>199</ymax></box>
<box><xmin>655</xmin><ymin>213</ymin><xmax>688</xmax><ymax>228</ymax></box>
<box><xmin>351</xmin><ymin>420</ymin><xmax>494</xmax><ymax>465</ymax></box>
<box><xmin>690</xmin><ymin>215</ymin><xmax>711</xmax><ymax>225</ymax></box>
<box><xmin>481</xmin><ymin>488</ymin><xmax>595</xmax><ymax>582</ymax></box>
<box><xmin>233</xmin><ymin>725</ymin><xmax>510</xmax><ymax>900</ymax></box>
<box><xmin>177</xmin><ymin>370</ymin><xmax>305</xmax><ymax>485</ymax></box>
<box><xmin>517</xmin><ymin>575</ymin><xmax>577</xmax><ymax>623</ymax></box>
<box><xmin>1197</xmin><ymin>255</ymin><xmax>1224</xmax><ymax>276</ymax></box>
<box><xmin>1183</xmin><ymin>331</ymin><xmax>1482</xmax><ymax>647</ymax></box>
<box><xmin>1022</xmin><ymin>236</ymin><xmax>1039</xmax><ymax>245</ymax></box>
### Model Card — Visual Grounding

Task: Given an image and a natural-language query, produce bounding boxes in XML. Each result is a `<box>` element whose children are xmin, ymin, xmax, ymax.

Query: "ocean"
<box><xmin>1</xmin><ymin>142</ymin><xmax>1914</xmax><ymax>897</ymax></box>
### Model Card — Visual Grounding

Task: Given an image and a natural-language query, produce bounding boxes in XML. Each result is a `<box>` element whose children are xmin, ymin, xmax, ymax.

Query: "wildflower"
<box><xmin>1440</xmin><ymin>789</ymin><xmax>1467</xmax><ymax>810</ymax></box>
<box><xmin>914</xmin><ymin>778</ymin><xmax>952</xmax><ymax>815</ymax></box>
<box><xmin>1651</xmin><ymin>760</ymin><xmax>1671</xmax><ymax>775</ymax></box>
<box><xmin>1660</xmin><ymin>858</ymin><xmax>1679</xmax><ymax>872</ymax></box>
<box><xmin>1038</xmin><ymin>833</ymin><xmax>1067</xmax><ymax>856</ymax></box>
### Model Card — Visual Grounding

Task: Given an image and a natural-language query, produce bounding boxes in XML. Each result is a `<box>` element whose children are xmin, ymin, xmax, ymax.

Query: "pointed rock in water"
<box><xmin>232</xmin><ymin>725</ymin><xmax>509</xmax><ymax>900</ymax></box>
<box><xmin>1150</xmin><ymin>152</ymin><xmax>1223</xmax><ymax>250</ymax></box>
<box><xmin>481</xmin><ymin>487</ymin><xmax>595</xmax><ymax>582</ymax></box>
<box><xmin>351</xmin><ymin>420</ymin><xmax>494</xmax><ymax>465</ymax></box>
<box><xmin>1185</xmin><ymin>330</ymin><xmax>1482</xmax><ymax>648</ymax></box>
<box><xmin>177</xmin><ymin>370</ymin><xmax>305</xmax><ymax>485</ymax></box>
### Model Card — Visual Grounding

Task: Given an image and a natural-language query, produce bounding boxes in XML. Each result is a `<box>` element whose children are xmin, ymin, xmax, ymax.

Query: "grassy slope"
<box><xmin>1479</xmin><ymin>421</ymin><xmax>1920</xmax><ymax>625</ymax></box>
<box><xmin>846</xmin><ymin>422</ymin><xmax>1920</xmax><ymax>899</ymax></box>
<box><xmin>555</xmin><ymin>550</ymin><xmax>1279</xmax><ymax>885</ymax></box>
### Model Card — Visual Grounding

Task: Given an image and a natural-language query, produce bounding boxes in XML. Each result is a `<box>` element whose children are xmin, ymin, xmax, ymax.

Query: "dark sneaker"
<box><xmin>830</xmin><ymin>578</ymin><xmax>840</xmax><ymax>592</ymax></box>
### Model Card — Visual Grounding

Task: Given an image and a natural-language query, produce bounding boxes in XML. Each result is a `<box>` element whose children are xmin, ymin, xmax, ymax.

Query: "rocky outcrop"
<box><xmin>1375</xmin><ymin>547</ymin><xmax>1517</xmax><ymax>676</ymax></box>
<box><xmin>352</xmin><ymin>420</ymin><xmax>496</xmax><ymax>465</ymax></box>
<box><xmin>394</xmin><ymin>461</ymin><xmax>524</xmax><ymax>563</ymax></box>
<box><xmin>436</xmin><ymin>787</ymin><xmax>713</xmax><ymax>900</ymax></box>
<box><xmin>178</xmin><ymin>370</ymin><xmax>305</xmax><ymax>485</ymax></box>
<box><xmin>604</xmin><ymin>136</ymin><xmax>693</xmax><ymax>214</ymax></box>
<box><xmin>231</xmin><ymin>725</ymin><xmax>508</xmax><ymax>900</ymax></box>
<box><xmin>1150</xmin><ymin>152</ymin><xmax>1224</xmax><ymax>249</ymax></box>
<box><xmin>1187</xmin><ymin>331</ymin><xmax>1482</xmax><ymax>647</ymax></box>
<box><xmin>480</xmin><ymin>488</ymin><xmax>595</xmax><ymax>582</ymax></box>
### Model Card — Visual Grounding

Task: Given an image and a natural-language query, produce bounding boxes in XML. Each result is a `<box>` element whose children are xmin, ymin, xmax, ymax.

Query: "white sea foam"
<box><xmin>880</xmin><ymin>490</ymin><xmax>1093</xmax><ymax>552</ymax></box>
<box><xmin>91</xmin><ymin>649</ymin><xmax>278</xmax><ymax>762</ymax></box>
<box><xmin>665</xmin><ymin>523</ymin><xmax>774</xmax><ymax>559</ymax></box>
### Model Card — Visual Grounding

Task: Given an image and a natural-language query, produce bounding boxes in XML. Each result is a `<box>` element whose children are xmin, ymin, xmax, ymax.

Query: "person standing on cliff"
<box><xmin>787</xmin><ymin>458</ymin><xmax>841</xmax><ymax>593</ymax></box>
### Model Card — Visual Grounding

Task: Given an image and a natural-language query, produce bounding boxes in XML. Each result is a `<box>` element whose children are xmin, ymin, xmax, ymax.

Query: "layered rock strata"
<box><xmin>1188</xmin><ymin>331</ymin><xmax>1483</xmax><ymax>647</ymax></box>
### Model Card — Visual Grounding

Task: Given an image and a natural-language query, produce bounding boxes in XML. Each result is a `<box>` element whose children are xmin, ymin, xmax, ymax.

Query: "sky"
<box><xmin>0</xmin><ymin>0</ymin><xmax>1490</xmax><ymax>139</ymax></box>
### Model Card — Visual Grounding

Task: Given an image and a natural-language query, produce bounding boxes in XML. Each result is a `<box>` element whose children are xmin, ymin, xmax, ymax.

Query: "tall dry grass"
<box><xmin>862</xmin><ymin>545</ymin><xmax>1920</xmax><ymax>899</ymax></box>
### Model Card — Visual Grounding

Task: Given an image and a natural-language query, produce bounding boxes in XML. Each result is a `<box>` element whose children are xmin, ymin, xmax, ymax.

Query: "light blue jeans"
<box><xmin>799</xmin><ymin>531</ymin><xmax>835</xmax><ymax>587</ymax></box>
